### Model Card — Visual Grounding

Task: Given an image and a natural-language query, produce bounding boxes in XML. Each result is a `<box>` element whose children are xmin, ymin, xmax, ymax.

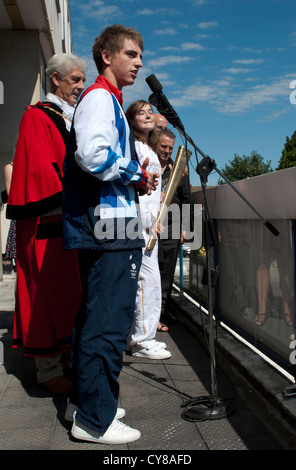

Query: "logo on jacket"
<box><xmin>130</xmin><ymin>262</ymin><xmax>137</xmax><ymax>279</ymax></box>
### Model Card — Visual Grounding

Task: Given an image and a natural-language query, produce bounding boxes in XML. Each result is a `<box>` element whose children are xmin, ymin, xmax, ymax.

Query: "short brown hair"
<box><xmin>158</xmin><ymin>128</ymin><xmax>176</xmax><ymax>140</ymax></box>
<box><xmin>92</xmin><ymin>24</ymin><xmax>144</xmax><ymax>73</ymax></box>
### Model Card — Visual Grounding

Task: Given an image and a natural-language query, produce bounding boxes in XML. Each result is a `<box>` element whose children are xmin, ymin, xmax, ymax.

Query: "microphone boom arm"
<box><xmin>173</xmin><ymin>124</ymin><xmax>279</xmax><ymax>237</ymax></box>
<box><xmin>145</xmin><ymin>73</ymin><xmax>279</xmax><ymax>236</ymax></box>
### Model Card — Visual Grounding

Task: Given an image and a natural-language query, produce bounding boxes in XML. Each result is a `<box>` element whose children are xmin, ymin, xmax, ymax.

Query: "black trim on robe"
<box><xmin>6</xmin><ymin>103</ymin><xmax>69</xmax><ymax>221</ymax></box>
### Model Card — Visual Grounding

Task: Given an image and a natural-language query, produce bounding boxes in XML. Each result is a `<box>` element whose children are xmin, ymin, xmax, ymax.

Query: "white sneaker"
<box><xmin>71</xmin><ymin>412</ymin><xmax>141</xmax><ymax>444</ymax></box>
<box><xmin>127</xmin><ymin>340</ymin><xmax>166</xmax><ymax>353</ymax></box>
<box><xmin>65</xmin><ymin>400</ymin><xmax>125</xmax><ymax>422</ymax></box>
<box><xmin>132</xmin><ymin>342</ymin><xmax>172</xmax><ymax>360</ymax></box>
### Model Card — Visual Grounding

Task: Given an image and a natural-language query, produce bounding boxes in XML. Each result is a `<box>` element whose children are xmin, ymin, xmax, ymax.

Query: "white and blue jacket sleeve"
<box><xmin>74</xmin><ymin>88</ymin><xmax>143</xmax><ymax>185</ymax></box>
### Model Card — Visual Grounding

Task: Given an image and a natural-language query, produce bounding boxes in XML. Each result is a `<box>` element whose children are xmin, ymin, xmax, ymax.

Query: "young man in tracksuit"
<box><xmin>62</xmin><ymin>25</ymin><xmax>159</xmax><ymax>445</ymax></box>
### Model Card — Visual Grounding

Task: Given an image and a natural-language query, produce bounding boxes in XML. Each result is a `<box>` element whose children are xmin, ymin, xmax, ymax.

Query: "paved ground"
<box><xmin>0</xmin><ymin>277</ymin><xmax>295</xmax><ymax>456</ymax></box>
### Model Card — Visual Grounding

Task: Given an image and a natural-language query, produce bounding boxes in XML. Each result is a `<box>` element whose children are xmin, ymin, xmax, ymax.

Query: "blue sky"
<box><xmin>69</xmin><ymin>0</ymin><xmax>296</xmax><ymax>186</ymax></box>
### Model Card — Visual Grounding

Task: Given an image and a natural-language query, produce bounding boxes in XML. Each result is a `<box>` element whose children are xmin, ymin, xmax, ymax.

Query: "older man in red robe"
<box><xmin>6</xmin><ymin>53</ymin><xmax>86</xmax><ymax>394</ymax></box>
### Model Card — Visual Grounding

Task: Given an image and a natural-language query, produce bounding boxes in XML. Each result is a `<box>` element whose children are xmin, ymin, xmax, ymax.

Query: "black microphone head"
<box><xmin>146</xmin><ymin>74</ymin><xmax>163</xmax><ymax>93</ymax></box>
<box><xmin>148</xmin><ymin>93</ymin><xmax>160</xmax><ymax>107</ymax></box>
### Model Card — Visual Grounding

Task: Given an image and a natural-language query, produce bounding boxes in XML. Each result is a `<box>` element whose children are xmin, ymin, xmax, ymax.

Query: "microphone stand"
<box><xmin>175</xmin><ymin>126</ymin><xmax>279</xmax><ymax>422</ymax></box>
<box><xmin>181</xmin><ymin>155</ymin><xmax>234</xmax><ymax>421</ymax></box>
<box><xmin>147</xmin><ymin>79</ymin><xmax>279</xmax><ymax>420</ymax></box>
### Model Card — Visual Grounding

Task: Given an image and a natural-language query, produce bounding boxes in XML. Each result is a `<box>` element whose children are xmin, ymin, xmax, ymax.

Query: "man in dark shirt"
<box><xmin>157</xmin><ymin>128</ymin><xmax>192</xmax><ymax>327</ymax></box>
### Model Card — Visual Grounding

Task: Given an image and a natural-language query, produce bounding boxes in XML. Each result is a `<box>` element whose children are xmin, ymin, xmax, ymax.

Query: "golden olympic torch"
<box><xmin>146</xmin><ymin>145</ymin><xmax>192</xmax><ymax>252</ymax></box>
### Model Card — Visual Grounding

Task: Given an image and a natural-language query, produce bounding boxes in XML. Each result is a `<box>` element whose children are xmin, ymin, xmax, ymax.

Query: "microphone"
<box><xmin>145</xmin><ymin>74</ymin><xmax>185</xmax><ymax>131</ymax></box>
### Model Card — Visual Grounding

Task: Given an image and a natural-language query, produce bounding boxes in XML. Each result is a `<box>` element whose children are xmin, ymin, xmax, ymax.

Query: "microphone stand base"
<box><xmin>181</xmin><ymin>396</ymin><xmax>235</xmax><ymax>422</ymax></box>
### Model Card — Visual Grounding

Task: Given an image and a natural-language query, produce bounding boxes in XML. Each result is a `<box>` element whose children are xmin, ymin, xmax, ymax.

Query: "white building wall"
<box><xmin>43</xmin><ymin>0</ymin><xmax>72</xmax><ymax>54</ymax></box>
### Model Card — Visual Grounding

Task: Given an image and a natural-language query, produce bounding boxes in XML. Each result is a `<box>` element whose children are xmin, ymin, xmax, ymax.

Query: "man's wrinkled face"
<box><xmin>53</xmin><ymin>68</ymin><xmax>86</xmax><ymax>105</ymax></box>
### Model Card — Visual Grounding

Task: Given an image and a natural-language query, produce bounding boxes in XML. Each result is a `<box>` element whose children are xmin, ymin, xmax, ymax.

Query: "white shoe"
<box><xmin>132</xmin><ymin>342</ymin><xmax>171</xmax><ymax>360</ymax></box>
<box><xmin>65</xmin><ymin>400</ymin><xmax>125</xmax><ymax>422</ymax></box>
<box><xmin>129</xmin><ymin>340</ymin><xmax>166</xmax><ymax>352</ymax></box>
<box><xmin>71</xmin><ymin>412</ymin><xmax>141</xmax><ymax>444</ymax></box>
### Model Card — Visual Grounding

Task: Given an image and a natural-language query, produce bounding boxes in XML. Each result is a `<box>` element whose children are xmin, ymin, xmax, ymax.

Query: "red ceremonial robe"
<box><xmin>7</xmin><ymin>102</ymin><xmax>81</xmax><ymax>357</ymax></box>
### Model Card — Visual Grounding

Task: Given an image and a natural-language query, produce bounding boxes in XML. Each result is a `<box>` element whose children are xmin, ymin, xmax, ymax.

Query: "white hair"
<box><xmin>46</xmin><ymin>53</ymin><xmax>87</xmax><ymax>91</ymax></box>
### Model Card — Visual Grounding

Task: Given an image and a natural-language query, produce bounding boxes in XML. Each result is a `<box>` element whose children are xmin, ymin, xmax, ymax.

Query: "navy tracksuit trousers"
<box><xmin>70</xmin><ymin>248</ymin><xmax>142</xmax><ymax>433</ymax></box>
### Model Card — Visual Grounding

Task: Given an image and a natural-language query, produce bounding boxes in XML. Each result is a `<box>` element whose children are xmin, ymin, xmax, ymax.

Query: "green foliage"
<box><xmin>276</xmin><ymin>130</ymin><xmax>296</xmax><ymax>170</ymax></box>
<box><xmin>218</xmin><ymin>151</ymin><xmax>273</xmax><ymax>184</ymax></box>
